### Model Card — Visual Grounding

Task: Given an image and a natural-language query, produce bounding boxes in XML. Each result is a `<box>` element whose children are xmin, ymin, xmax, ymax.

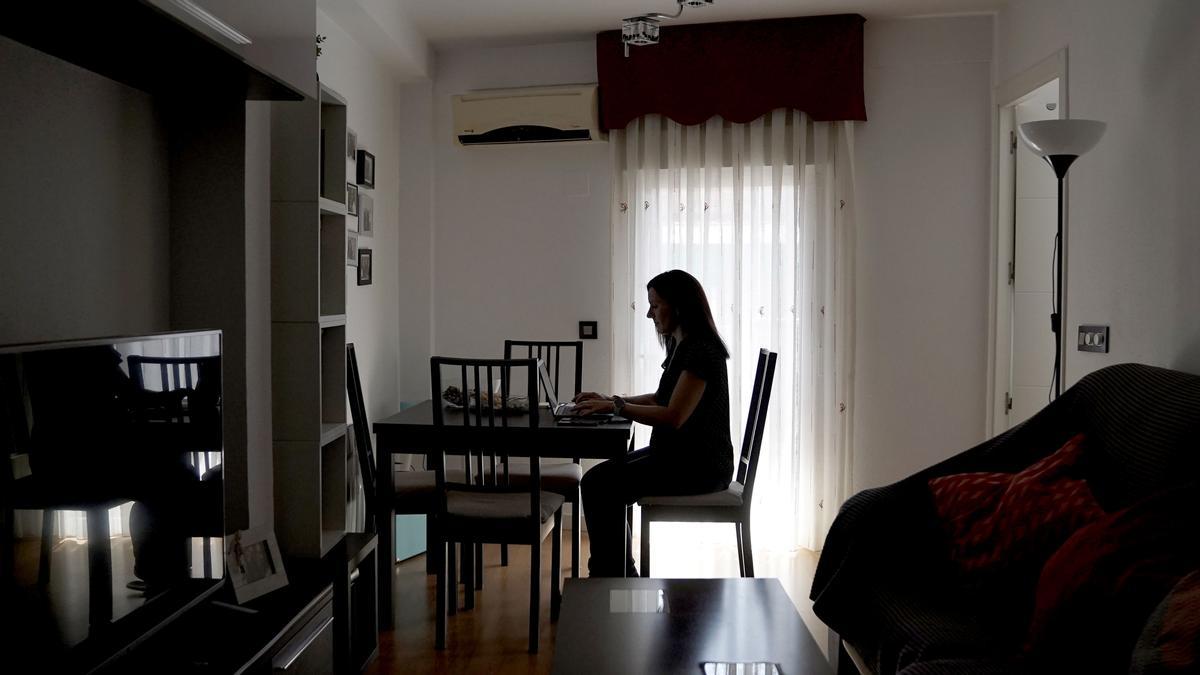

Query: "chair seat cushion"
<box><xmin>442</xmin><ymin>489</ymin><xmax>565</xmax><ymax>543</ymax></box>
<box><xmin>391</xmin><ymin>469</ymin><xmax>465</xmax><ymax>512</ymax></box>
<box><xmin>639</xmin><ymin>481</ymin><xmax>745</xmax><ymax>508</ymax></box>
<box><xmin>504</xmin><ymin>462</ymin><xmax>583</xmax><ymax>497</ymax></box>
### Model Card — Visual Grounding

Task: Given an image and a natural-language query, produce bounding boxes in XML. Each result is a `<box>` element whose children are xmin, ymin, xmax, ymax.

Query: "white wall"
<box><xmin>430</xmin><ymin>41</ymin><xmax>612</xmax><ymax>393</ymax></box>
<box><xmin>317</xmin><ymin>10</ymin><xmax>404</xmax><ymax>428</ymax></box>
<box><xmin>997</xmin><ymin>0</ymin><xmax>1200</xmax><ymax>380</ymax></box>
<box><xmin>0</xmin><ymin>36</ymin><xmax>170</xmax><ymax>344</ymax></box>
<box><xmin>852</xmin><ymin>16</ymin><xmax>995</xmax><ymax>491</ymax></box>
<box><xmin>395</xmin><ymin>79</ymin><xmax>436</xmax><ymax>406</ymax></box>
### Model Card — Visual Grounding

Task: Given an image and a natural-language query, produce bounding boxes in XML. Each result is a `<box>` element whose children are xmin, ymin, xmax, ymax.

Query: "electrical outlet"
<box><xmin>1077</xmin><ymin>325</ymin><xmax>1110</xmax><ymax>353</ymax></box>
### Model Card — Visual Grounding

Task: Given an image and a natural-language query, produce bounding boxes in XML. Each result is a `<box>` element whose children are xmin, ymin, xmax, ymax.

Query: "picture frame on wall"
<box><xmin>357</xmin><ymin>248</ymin><xmax>372</xmax><ymax>286</ymax></box>
<box><xmin>358</xmin><ymin>192</ymin><xmax>373</xmax><ymax>236</ymax></box>
<box><xmin>356</xmin><ymin>149</ymin><xmax>375</xmax><ymax>188</ymax></box>
<box><xmin>347</xmin><ymin>231</ymin><xmax>359</xmax><ymax>266</ymax></box>
<box><xmin>347</xmin><ymin>128</ymin><xmax>357</xmax><ymax>160</ymax></box>
<box><xmin>224</xmin><ymin>527</ymin><xmax>288</xmax><ymax>604</ymax></box>
<box><xmin>346</xmin><ymin>183</ymin><xmax>358</xmax><ymax>217</ymax></box>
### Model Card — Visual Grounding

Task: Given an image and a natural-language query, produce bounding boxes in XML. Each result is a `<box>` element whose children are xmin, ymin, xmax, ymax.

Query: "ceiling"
<box><xmin>400</xmin><ymin>0</ymin><xmax>1005</xmax><ymax>48</ymax></box>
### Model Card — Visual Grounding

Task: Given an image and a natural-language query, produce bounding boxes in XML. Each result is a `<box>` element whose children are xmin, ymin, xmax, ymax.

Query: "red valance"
<box><xmin>596</xmin><ymin>14</ymin><xmax>866</xmax><ymax>131</ymax></box>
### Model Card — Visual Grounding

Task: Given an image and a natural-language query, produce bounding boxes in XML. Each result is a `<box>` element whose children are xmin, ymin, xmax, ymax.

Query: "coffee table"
<box><xmin>552</xmin><ymin>577</ymin><xmax>833</xmax><ymax>675</ymax></box>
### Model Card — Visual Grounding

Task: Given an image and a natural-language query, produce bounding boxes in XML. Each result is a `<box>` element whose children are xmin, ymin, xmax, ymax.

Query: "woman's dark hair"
<box><xmin>647</xmin><ymin>270</ymin><xmax>729</xmax><ymax>358</ymax></box>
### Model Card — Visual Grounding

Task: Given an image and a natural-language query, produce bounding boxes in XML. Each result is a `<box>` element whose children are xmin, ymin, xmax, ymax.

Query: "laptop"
<box><xmin>538</xmin><ymin>360</ymin><xmax>580</xmax><ymax>417</ymax></box>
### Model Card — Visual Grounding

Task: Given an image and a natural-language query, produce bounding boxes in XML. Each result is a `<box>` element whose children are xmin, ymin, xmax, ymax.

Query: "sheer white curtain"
<box><xmin>611</xmin><ymin>110</ymin><xmax>856</xmax><ymax>552</ymax></box>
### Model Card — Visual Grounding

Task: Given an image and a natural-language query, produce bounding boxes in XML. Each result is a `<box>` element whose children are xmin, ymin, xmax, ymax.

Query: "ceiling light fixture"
<box><xmin>621</xmin><ymin>0</ymin><xmax>715</xmax><ymax>57</ymax></box>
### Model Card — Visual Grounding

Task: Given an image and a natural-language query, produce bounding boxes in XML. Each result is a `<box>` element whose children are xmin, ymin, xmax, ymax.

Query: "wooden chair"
<box><xmin>500</xmin><ymin>339</ymin><xmax>584</xmax><ymax>578</ymax></box>
<box><xmin>346</xmin><ymin>344</ymin><xmax>470</xmax><ymax>630</ymax></box>
<box><xmin>638</xmin><ymin>349</ymin><xmax>778</xmax><ymax>578</ymax></box>
<box><xmin>430</xmin><ymin>356</ymin><xmax>564</xmax><ymax>653</ymax></box>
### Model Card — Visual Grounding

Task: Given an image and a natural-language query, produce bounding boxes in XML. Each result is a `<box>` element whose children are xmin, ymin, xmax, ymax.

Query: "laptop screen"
<box><xmin>537</xmin><ymin>360</ymin><xmax>561</xmax><ymax>409</ymax></box>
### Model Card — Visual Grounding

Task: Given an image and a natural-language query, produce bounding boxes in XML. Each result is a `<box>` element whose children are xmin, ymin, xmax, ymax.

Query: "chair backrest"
<box><xmin>430</xmin><ymin>356</ymin><xmax>542</xmax><ymax>517</ymax></box>
<box><xmin>504</xmin><ymin>340</ymin><xmax>583</xmax><ymax>401</ymax></box>
<box><xmin>738</xmin><ymin>350</ymin><xmax>778</xmax><ymax>507</ymax></box>
<box><xmin>346</xmin><ymin>344</ymin><xmax>378</xmax><ymax>533</ymax></box>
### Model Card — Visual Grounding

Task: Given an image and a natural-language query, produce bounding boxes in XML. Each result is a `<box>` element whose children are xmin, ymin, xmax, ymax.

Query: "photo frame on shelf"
<box><xmin>356</xmin><ymin>149</ymin><xmax>375</xmax><ymax>188</ymax></box>
<box><xmin>346</xmin><ymin>183</ymin><xmax>358</xmax><ymax>217</ymax></box>
<box><xmin>347</xmin><ymin>128</ymin><xmax>357</xmax><ymax>159</ymax></box>
<box><xmin>358</xmin><ymin>192</ymin><xmax>373</xmax><ymax>236</ymax></box>
<box><xmin>347</xmin><ymin>231</ymin><xmax>359</xmax><ymax>266</ymax></box>
<box><xmin>224</xmin><ymin>527</ymin><xmax>288</xmax><ymax>604</ymax></box>
<box><xmin>357</xmin><ymin>248</ymin><xmax>372</xmax><ymax>286</ymax></box>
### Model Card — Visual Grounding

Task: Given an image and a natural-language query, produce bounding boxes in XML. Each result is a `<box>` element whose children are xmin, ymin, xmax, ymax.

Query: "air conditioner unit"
<box><xmin>452</xmin><ymin>84</ymin><xmax>607</xmax><ymax>146</ymax></box>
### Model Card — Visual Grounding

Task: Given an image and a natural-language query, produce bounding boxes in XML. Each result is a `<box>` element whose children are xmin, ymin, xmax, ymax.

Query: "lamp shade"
<box><xmin>1018</xmin><ymin>119</ymin><xmax>1106</xmax><ymax>158</ymax></box>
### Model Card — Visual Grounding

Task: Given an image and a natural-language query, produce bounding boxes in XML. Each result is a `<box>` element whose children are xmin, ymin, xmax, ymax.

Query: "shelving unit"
<box><xmin>271</xmin><ymin>82</ymin><xmax>351</xmax><ymax>560</ymax></box>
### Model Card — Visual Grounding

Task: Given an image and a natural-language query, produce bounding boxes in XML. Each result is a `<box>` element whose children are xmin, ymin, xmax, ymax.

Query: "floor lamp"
<box><xmin>1017</xmin><ymin>119</ymin><xmax>1106</xmax><ymax>399</ymax></box>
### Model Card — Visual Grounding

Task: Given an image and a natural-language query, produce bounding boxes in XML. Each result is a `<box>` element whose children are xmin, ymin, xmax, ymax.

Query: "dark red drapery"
<box><xmin>596</xmin><ymin>14</ymin><xmax>866</xmax><ymax>131</ymax></box>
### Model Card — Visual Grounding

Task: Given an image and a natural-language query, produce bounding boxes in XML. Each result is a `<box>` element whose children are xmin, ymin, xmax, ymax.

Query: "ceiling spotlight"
<box><xmin>620</xmin><ymin>0</ymin><xmax>714</xmax><ymax>57</ymax></box>
<box><xmin>622</xmin><ymin>16</ymin><xmax>661</xmax><ymax>46</ymax></box>
<box><xmin>621</xmin><ymin>16</ymin><xmax>660</xmax><ymax>56</ymax></box>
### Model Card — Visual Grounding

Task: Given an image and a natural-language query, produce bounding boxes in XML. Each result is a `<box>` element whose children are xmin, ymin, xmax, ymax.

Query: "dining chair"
<box><xmin>346</xmin><ymin>344</ymin><xmax>473</xmax><ymax>630</ymax></box>
<box><xmin>430</xmin><ymin>356</ymin><xmax>564</xmax><ymax>653</ymax></box>
<box><xmin>501</xmin><ymin>339</ymin><xmax>584</xmax><ymax>578</ymax></box>
<box><xmin>637</xmin><ymin>349</ymin><xmax>778</xmax><ymax>578</ymax></box>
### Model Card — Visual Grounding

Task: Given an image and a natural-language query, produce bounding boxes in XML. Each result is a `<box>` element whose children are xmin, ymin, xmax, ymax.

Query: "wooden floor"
<box><xmin>367</xmin><ymin>525</ymin><xmax>829</xmax><ymax>674</ymax></box>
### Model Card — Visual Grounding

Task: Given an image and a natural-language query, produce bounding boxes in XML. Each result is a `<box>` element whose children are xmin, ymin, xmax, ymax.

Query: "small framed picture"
<box><xmin>346</xmin><ymin>128</ymin><xmax>357</xmax><ymax>159</ymax></box>
<box><xmin>579</xmin><ymin>321</ymin><xmax>598</xmax><ymax>340</ymax></box>
<box><xmin>346</xmin><ymin>183</ymin><xmax>358</xmax><ymax>217</ymax></box>
<box><xmin>356</xmin><ymin>149</ymin><xmax>375</xmax><ymax>188</ymax></box>
<box><xmin>357</xmin><ymin>248</ymin><xmax>372</xmax><ymax>286</ymax></box>
<box><xmin>358</xmin><ymin>192</ymin><xmax>373</xmax><ymax>236</ymax></box>
<box><xmin>224</xmin><ymin>527</ymin><xmax>288</xmax><ymax>604</ymax></box>
<box><xmin>347</xmin><ymin>231</ymin><xmax>359</xmax><ymax>266</ymax></box>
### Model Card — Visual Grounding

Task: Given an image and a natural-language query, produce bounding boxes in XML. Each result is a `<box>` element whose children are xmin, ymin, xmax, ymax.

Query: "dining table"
<box><xmin>372</xmin><ymin>399</ymin><xmax>634</xmax><ymax>629</ymax></box>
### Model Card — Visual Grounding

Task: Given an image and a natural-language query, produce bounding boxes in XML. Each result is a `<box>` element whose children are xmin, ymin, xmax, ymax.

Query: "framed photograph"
<box><xmin>347</xmin><ymin>231</ymin><xmax>359</xmax><ymax>266</ymax></box>
<box><xmin>346</xmin><ymin>183</ymin><xmax>358</xmax><ymax>217</ymax></box>
<box><xmin>224</xmin><ymin>527</ymin><xmax>288</xmax><ymax>604</ymax></box>
<box><xmin>346</xmin><ymin>128</ymin><xmax>357</xmax><ymax>160</ymax></box>
<box><xmin>358</xmin><ymin>192</ymin><xmax>374</xmax><ymax>236</ymax></box>
<box><xmin>357</xmin><ymin>248</ymin><xmax>372</xmax><ymax>286</ymax></box>
<box><xmin>356</xmin><ymin>149</ymin><xmax>375</xmax><ymax>188</ymax></box>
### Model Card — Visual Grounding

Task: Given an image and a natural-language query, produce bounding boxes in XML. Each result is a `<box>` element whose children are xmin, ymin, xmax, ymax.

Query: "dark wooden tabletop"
<box><xmin>372</xmin><ymin>399</ymin><xmax>633</xmax><ymax>459</ymax></box>
<box><xmin>552</xmin><ymin>577</ymin><xmax>833</xmax><ymax>675</ymax></box>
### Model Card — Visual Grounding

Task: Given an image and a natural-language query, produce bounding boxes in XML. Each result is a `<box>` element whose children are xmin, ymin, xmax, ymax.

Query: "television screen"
<box><xmin>0</xmin><ymin>330</ymin><xmax>225</xmax><ymax>673</ymax></box>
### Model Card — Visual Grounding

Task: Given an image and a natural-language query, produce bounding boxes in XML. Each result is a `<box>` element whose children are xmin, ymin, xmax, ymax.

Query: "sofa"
<box><xmin>810</xmin><ymin>363</ymin><xmax>1200</xmax><ymax>675</ymax></box>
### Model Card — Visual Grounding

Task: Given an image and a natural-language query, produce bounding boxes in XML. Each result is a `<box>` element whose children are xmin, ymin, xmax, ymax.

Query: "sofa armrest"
<box><xmin>811</xmin><ymin>478</ymin><xmax>948</xmax><ymax>638</ymax></box>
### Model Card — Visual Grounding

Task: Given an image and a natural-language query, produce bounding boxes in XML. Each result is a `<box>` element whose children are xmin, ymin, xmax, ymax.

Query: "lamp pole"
<box><xmin>1046</xmin><ymin>155</ymin><xmax>1077</xmax><ymax>400</ymax></box>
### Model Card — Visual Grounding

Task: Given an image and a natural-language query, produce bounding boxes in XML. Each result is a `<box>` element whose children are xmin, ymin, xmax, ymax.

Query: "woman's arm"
<box><xmin>575</xmin><ymin>373</ymin><xmax>706</xmax><ymax>430</ymax></box>
<box><xmin>573</xmin><ymin>391</ymin><xmax>656</xmax><ymax>404</ymax></box>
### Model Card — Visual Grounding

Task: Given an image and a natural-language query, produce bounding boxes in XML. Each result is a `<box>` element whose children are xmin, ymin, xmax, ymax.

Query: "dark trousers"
<box><xmin>581</xmin><ymin>446</ymin><xmax>728</xmax><ymax>577</ymax></box>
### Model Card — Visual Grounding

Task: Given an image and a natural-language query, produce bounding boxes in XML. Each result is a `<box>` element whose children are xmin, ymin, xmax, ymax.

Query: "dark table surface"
<box><xmin>552</xmin><ymin>577</ymin><xmax>833</xmax><ymax>675</ymax></box>
<box><xmin>373</xmin><ymin>399</ymin><xmax>633</xmax><ymax>459</ymax></box>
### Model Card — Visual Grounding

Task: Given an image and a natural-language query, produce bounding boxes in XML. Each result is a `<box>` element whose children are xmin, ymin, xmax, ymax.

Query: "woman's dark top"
<box><xmin>649</xmin><ymin>335</ymin><xmax>734</xmax><ymax>487</ymax></box>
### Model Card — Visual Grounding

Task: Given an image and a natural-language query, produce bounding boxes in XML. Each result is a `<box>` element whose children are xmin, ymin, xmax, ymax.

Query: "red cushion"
<box><xmin>1025</xmin><ymin>485</ymin><xmax>1200</xmax><ymax>673</ymax></box>
<box><xmin>929</xmin><ymin>433</ymin><xmax>1104</xmax><ymax>577</ymax></box>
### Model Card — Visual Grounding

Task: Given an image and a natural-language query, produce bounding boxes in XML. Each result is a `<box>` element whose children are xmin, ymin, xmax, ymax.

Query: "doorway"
<box><xmin>988</xmin><ymin>51</ymin><xmax>1068</xmax><ymax>434</ymax></box>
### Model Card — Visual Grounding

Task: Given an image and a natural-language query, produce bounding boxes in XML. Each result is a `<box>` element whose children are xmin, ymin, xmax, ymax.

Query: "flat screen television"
<box><xmin>0</xmin><ymin>330</ymin><xmax>225</xmax><ymax>673</ymax></box>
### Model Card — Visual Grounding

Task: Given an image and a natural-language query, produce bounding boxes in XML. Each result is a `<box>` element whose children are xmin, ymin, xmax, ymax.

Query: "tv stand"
<box><xmin>103</xmin><ymin>532</ymin><xmax>377</xmax><ymax>674</ymax></box>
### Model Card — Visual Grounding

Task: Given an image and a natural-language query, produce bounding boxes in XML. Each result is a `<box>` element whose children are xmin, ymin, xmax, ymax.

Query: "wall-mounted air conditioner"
<box><xmin>452</xmin><ymin>84</ymin><xmax>607</xmax><ymax>146</ymax></box>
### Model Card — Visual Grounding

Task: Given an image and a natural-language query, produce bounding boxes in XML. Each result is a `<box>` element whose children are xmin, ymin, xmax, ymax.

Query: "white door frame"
<box><xmin>985</xmin><ymin>49</ymin><xmax>1069</xmax><ymax>437</ymax></box>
